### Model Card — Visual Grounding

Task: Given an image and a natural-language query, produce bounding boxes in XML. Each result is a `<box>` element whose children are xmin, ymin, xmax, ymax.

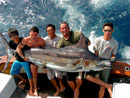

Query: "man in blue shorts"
<box><xmin>8</xmin><ymin>28</ymin><xmax>33</xmax><ymax>96</ymax></box>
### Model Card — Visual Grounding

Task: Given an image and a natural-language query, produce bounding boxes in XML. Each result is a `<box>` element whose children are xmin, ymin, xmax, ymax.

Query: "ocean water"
<box><xmin>0</xmin><ymin>0</ymin><xmax>130</xmax><ymax>63</ymax></box>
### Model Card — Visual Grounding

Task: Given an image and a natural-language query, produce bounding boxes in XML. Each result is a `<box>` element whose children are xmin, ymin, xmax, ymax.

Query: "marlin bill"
<box><xmin>0</xmin><ymin>32</ymin><xmax>111</xmax><ymax>72</ymax></box>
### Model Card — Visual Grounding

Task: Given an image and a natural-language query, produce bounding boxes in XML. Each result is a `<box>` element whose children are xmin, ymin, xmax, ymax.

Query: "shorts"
<box><xmin>47</xmin><ymin>68</ymin><xmax>63</xmax><ymax>80</ymax></box>
<box><xmin>67</xmin><ymin>72</ymin><xmax>83</xmax><ymax>81</ymax></box>
<box><xmin>10</xmin><ymin>60</ymin><xmax>32</xmax><ymax>79</ymax></box>
<box><xmin>85</xmin><ymin>71</ymin><xmax>99</xmax><ymax>77</ymax></box>
<box><xmin>99</xmin><ymin>69</ymin><xmax>110</xmax><ymax>83</ymax></box>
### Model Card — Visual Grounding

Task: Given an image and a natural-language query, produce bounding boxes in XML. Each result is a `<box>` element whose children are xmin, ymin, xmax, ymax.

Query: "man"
<box><xmin>8</xmin><ymin>28</ymin><xmax>33</xmax><ymax>96</ymax></box>
<box><xmin>44</xmin><ymin>24</ymin><xmax>65</xmax><ymax>96</ymax></box>
<box><xmin>57</xmin><ymin>22</ymin><xmax>91</xmax><ymax>98</ymax></box>
<box><xmin>94</xmin><ymin>22</ymin><xmax>118</xmax><ymax>98</ymax></box>
<box><xmin>16</xmin><ymin>26</ymin><xmax>45</xmax><ymax>96</ymax></box>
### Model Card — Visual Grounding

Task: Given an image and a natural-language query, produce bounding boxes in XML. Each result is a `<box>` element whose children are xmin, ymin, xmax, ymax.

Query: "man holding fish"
<box><xmin>57</xmin><ymin>22</ymin><xmax>91</xmax><ymax>98</ymax></box>
<box><xmin>94</xmin><ymin>22</ymin><xmax>118</xmax><ymax>98</ymax></box>
<box><xmin>16</xmin><ymin>26</ymin><xmax>45</xmax><ymax>96</ymax></box>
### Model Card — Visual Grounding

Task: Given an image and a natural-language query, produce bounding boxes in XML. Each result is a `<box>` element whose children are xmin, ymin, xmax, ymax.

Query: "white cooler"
<box><xmin>112</xmin><ymin>83</ymin><xmax>130</xmax><ymax>98</ymax></box>
<box><xmin>0</xmin><ymin>73</ymin><xmax>16</xmax><ymax>98</ymax></box>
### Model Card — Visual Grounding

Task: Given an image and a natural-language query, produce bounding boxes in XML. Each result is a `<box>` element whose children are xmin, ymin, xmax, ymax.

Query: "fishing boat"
<box><xmin>0</xmin><ymin>55</ymin><xmax>130</xmax><ymax>98</ymax></box>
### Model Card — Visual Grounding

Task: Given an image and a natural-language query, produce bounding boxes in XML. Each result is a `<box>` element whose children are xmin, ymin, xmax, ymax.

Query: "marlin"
<box><xmin>0</xmin><ymin>32</ymin><xmax>16</xmax><ymax>72</ymax></box>
<box><xmin>0</xmin><ymin>32</ymin><xmax>111</xmax><ymax>72</ymax></box>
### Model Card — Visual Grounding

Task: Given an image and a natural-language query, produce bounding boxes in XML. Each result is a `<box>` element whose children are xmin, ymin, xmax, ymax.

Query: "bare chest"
<box><xmin>27</xmin><ymin>39</ymin><xmax>41</xmax><ymax>47</ymax></box>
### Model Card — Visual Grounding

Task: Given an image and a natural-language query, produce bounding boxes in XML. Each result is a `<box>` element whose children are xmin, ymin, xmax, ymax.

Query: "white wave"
<box><xmin>90</xmin><ymin>0</ymin><xmax>111</xmax><ymax>9</ymax></box>
<box><xmin>54</xmin><ymin>0</ymin><xmax>86</xmax><ymax>32</ymax></box>
<box><xmin>24</xmin><ymin>0</ymin><xmax>29</xmax><ymax>2</ymax></box>
<box><xmin>0</xmin><ymin>0</ymin><xmax>8</xmax><ymax>4</ymax></box>
<box><xmin>119</xmin><ymin>45</ymin><xmax>130</xmax><ymax>64</ymax></box>
<box><xmin>88</xmin><ymin>31</ymin><xmax>98</xmax><ymax>53</ymax></box>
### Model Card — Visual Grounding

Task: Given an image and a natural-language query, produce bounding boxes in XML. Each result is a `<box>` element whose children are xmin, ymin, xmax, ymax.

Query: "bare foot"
<box><xmin>34</xmin><ymin>90</ymin><xmax>38</xmax><ymax>96</ymax></box>
<box><xmin>18</xmin><ymin>84</ymin><xmax>25</xmax><ymax>89</ymax></box>
<box><xmin>30</xmin><ymin>89</ymin><xmax>34</xmax><ymax>96</ymax></box>
<box><xmin>61</xmin><ymin>87</ymin><xmax>65</xmax><ymax>92</ymax></box>
<box><xmin>18</xmin><ymin>79</ymin><xmax>27</xmax><ymax>85</ymax></box>
<box><xmin>54</xmin><ymin>89</ymin><xmax>60</xmax><ymax>97</ymax></box>
<box><xmin>74</xmin><ymin>88</ymin><xmax>79</xmax><ymax>98</ymax></box>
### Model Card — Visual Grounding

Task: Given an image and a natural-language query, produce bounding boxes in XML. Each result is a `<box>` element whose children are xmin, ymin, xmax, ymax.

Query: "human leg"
<box><xmin>67</xmin><ymin>72</ymin><xmax>77</xmax><ymax>91</ymax></box>
<box><xmin>31</xmin><ymin>64</ymin><xmax>38</xmax><ymax>96</ymax></box>
<box><xmin>67</xmin><ymin>81</ymin><xmax>75</xmax><ymax>91</ymax></box>
<box><xmin>16</xmin><ymin>74</ymin><xmax>27</xmax><ymax>85</ymax></box>
<box><xmin>47</xmin><ymin>68</ymin><xmax>60</xmax><ymax>96</ymax></box>
<box><xmin>58</xmin><ymin>78</ymin><xmax>65</xmax><ymax>92</ymax></box>
<box><xmin>74</xmin><ymin>79</ymin><xmax>82</xmax><ymax>98</ymax></box>
<box><xmin>99</xmin><ymin>69</ymin><xmax>112</xmax><ymax>98</ymax></box>
<box><xmin>51</xmin><ymin>79</ymin><xmax>61</xmax><ymax>96</ymax></box>
<box><xmin>10</xmin><ymin>60</ymin><xmax>27</xmax><ymax>85</ymax></box>
<box><xmin>74</xmin><ymin>72</ymin><xmax>82</xmax><ymax>98</ymax></box>
<box><xmin>22</xmin><ymin>61</ymin><xmax>34</xmax><ymax>96</ymax></box>
<box><xmin>99</xmin><ymin>86</ymin><xmax>105</xmax><ymax>98</ymax></box>
<box><xmin>55</xmin><ymin>70</ymin><xmax>65</xmax><ymax>92</ymax></box>
<box><xmin>28</xmin><ymin>78</ymin><xmax>34</xmax><ymax>96</ymax></box>
<box><xmin>86</xmin><ymin>75</ymin><xmax>112</xmax><ymax>98</ymax></box>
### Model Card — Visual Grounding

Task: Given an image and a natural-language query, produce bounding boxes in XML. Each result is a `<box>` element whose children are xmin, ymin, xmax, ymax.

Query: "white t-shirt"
<box><xmin>44</xmin><ymin>35</ymin><xmax>60</xmax><ymax>48</ymax></box>
<box><xmin>94</xmin><ymin>36</ymin><xmax>118</xmax><ymax>59</ymax></box>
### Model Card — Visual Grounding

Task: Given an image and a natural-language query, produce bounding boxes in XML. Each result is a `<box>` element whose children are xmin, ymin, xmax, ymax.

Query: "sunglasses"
<box><xmin>9</xmin><ymin>33</ymin><xmax>17</xmax><ymax>38</ymax></box>
<box><xmin>104</xmin><ymin>29</ymin><xmax>112</xmax><ymax>32</ymax></box>
<box><xmin>47</xmin><ymin>29</ymin><xmax>54</xmax><ymax>32</ymax></box>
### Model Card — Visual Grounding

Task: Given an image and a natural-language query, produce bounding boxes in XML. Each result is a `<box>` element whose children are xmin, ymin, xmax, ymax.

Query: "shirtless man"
<box><xmin>16</xmin><ymin>26</ymin><xmax>45</xmax><ymax>96</ymax></box>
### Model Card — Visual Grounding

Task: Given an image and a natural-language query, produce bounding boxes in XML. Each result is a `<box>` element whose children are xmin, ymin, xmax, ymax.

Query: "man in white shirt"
<box><xmin>94</xmin><ymin>22</ymin><xmax>118</xmax><ymax>98</ymax></box>
<box><xmin>43</xmin><ymin>24</ymin><xmax>65</xmax><ymax>96</ymax></box>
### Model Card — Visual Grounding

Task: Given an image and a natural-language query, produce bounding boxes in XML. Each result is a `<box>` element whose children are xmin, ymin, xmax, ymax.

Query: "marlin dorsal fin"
<box><xmin>75</xmin><ymin>33</ymin><xmax>88</xmax><ymax>49</ymax></box>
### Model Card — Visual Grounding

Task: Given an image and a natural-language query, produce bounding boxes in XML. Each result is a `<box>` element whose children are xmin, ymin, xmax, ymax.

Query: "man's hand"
<box><xmin>21</xmin><ymin>56</ymin><xmax>29</xmax><ymax>61</ymax></box>
<box><xmin>24</xmin><ymin>57</ymin><xmax>29</xmax><ymax>61</ymax></box>
<box><xmin>110</xmin><ymin>57</ymin><xmax>116</xmax><ymax>63</ymax></box>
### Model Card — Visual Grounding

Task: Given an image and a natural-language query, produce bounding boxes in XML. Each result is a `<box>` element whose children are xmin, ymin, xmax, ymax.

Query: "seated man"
<box><xmin>16</xmin><ymin>26</ymin><xmax>45</xmax><ymax>96</ymax></box>
<box><xmin>57</xmin><ymin>22</ymin><xmax>91</xmax><ymax>98</ymax></box>
<box><xmin>85</xmin><ymin>22</ymin><xmax>118</xmax><ymax>98</ymax></box>
<box><xmin>43</xmin><ymin>24</ymin><xmax>65</xmax><ymax>96</ymax></box>
<box><xmin>8</xmin><ymin>28</ymin><xmax>33</xmax><ymax>96</ymax></box>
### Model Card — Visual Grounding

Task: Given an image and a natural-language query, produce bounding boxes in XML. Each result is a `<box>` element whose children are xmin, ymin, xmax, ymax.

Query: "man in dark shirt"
<box><xmin>57</xmin><ymin>22</ymin><xmax>91</xmax><ymax>98</ymax></box>
<box><xmin>8</xmin><ymin>28</ymin><xmax>34</xmax><ymax>96</ymax></box>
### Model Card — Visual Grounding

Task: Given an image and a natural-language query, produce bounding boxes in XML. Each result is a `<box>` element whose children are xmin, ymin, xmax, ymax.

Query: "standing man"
<box><xmin>44</xmin><ymin>24</ymin><xmax>65</xmax><ymax>96</ymax></box>
<box><xmin>94</xmin><ymin>22</ymin><xmax>118</xmax><ymax>98</ymax></box>
<box><xmin>8</xmin><ymin>28</ymin><xmax>34</xmax><ymax>96</ymax></box>
<box><xmin>57</xmin><ymin>22</ymin><xmax>91</xmax><ymax>98</ymax></box>
<box><xmin>16</xmin><ymin>26</ymin><xmax>45</xmax><ymax>96</ymax></box>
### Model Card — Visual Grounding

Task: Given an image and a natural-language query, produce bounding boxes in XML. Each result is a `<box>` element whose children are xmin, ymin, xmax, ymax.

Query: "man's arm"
<box><xmin>94</xmin><ymin>50</ymin><xmax>98</xmax><ymax>56</ymax></box>
<box><xmin>41</xmin><ymin>38</ymin><xmax>46</xmax><ymax>47</ymax></box>
<box><xmin>57</xmin><ymin>38</ymin><xmax>63</xmax><ymax>48</ymax></box>
<box><xmin>16</xmin><ymin>38</ymin><xmax>26</xmax><ymax>58</ymax></box>
<box><xmin>111</xmin><ymin>41</ymin><xmax>118</xmax><ymax>62</ymax></box>
<box><xmin>88</xmin><ymin>40</ymin><xmax>91</xmax><ymax>46</ymax></box>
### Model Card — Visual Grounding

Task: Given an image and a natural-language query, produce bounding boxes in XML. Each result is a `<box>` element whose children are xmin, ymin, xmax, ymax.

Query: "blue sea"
<box><xmin>0</xmin><ymin>0</ymin><xmax>130</xmax><ymax>63</ymax></box>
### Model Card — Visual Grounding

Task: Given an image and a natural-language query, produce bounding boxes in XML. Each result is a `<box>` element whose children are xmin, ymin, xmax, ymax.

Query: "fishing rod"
<box><xmin>100</xmin><ymin>58</ymin><xmax>130</xmax><ymax>62</ymax></box>
<box><xmin>117</xmin><ymin>59</ymin><xmax>130</xmax><ymax>61</ymax></box>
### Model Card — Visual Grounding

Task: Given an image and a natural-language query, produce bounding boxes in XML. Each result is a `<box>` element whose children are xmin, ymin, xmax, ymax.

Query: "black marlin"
<box><xmin>0</xmin><ymin>32</ymin><xmax>111</xmax><ymax>72</ymax></box>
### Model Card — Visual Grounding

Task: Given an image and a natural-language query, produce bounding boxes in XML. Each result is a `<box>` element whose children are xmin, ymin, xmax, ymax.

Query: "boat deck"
<box><xmin>11</xmin><ymin>73</ymin><xmax>111</xmax><ymax>98</ymax></box>
<box><xmin>1</xmin><ymin>55</ymin><xmax>130</xmax><ymax>98</ymax></box>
